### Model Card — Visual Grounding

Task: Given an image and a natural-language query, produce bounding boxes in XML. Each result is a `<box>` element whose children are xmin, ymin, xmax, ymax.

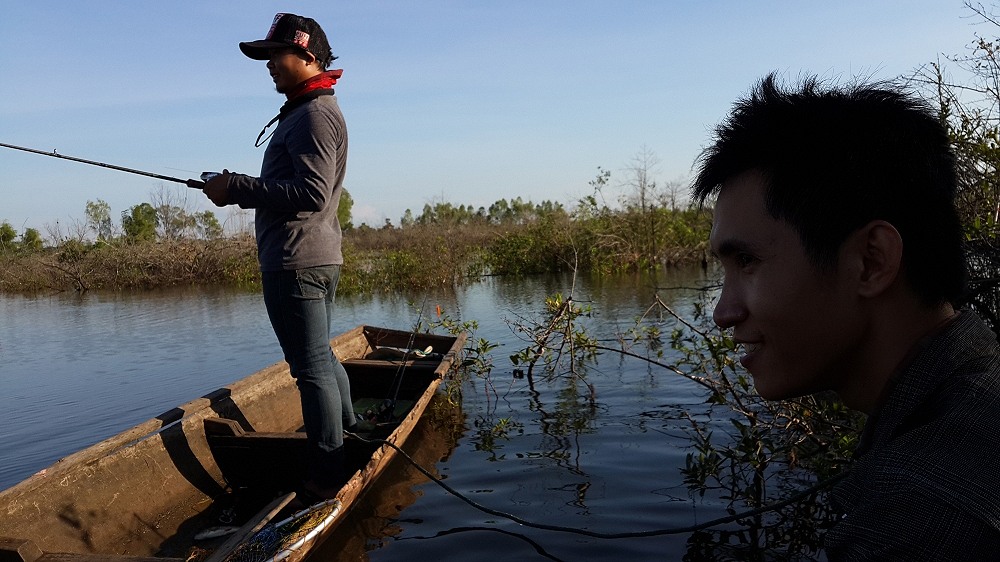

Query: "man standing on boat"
<box><xmin>692</xmin><ymin>74</ymin><xmax>1000</xmax><ymax>558</ymax></box>
<box><xmin>195</xmin><ymin>12</ymin><xmax>355</xmax><ymax>500</ymax></box>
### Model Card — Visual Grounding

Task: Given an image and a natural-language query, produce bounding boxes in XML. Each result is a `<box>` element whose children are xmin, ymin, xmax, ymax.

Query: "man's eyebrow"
<box><xmin>711</xmin><ymin>239</ymin><xmax>757</xmax><ymax>259</ymax></box>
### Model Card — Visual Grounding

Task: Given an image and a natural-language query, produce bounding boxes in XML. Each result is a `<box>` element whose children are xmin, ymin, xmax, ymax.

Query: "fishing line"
<box><xmin>345</xmin><ymin>430</ymin><xmax>848</xmax><ymax>539</ymax></box>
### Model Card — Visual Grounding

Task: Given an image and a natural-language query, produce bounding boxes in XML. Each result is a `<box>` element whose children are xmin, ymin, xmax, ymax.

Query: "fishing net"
<box><xmin>223</xmin><ymin>499</ymin><xmax>342</xmax><ymax>562</ymax></box>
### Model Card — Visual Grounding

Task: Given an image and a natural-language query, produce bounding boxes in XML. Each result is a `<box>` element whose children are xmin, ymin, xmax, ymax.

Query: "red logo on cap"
<box><xmin>292</xmin><ymin>30</ymin><xmax>310</xmax><ymax>49</ymax></box>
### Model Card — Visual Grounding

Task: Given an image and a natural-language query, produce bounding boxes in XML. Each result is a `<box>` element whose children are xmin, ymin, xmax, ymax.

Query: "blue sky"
<box><xmin>0</xmin><ymin>1</ymin><xmax>984</xmax><ymax>233</ymax></box>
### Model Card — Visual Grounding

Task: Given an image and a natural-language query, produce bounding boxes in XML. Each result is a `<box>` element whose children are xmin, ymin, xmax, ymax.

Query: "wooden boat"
<box><xmin>0</xmin><ymin>325</ymin><xmax>466</xmax><ymax>562</ymax></box>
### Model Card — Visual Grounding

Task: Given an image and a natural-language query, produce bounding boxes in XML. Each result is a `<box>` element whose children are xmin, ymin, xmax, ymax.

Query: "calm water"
<box><xmin>0</xmin><ymin>268</ymin><xmax>749</xmax><ymax>560</ymax></box>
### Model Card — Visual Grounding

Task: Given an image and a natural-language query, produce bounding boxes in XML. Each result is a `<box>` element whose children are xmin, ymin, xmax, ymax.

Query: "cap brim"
<box><xmin>239</xmin><ymin>40</ymin><xmax>288</xmax><ymax>60</ymax></box>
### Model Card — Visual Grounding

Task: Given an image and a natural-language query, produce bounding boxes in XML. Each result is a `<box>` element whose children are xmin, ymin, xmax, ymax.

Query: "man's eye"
<box><xmin>735</xmin><ymin>253</ymin><xmax>757</xmax><ymax>268</ymax></box>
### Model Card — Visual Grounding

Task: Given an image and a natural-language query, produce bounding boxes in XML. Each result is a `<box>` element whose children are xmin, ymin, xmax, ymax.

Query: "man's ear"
<box><xmin>300</xmin><ymin>50</ymin><xmax>318</xmax><ymax>68</ymax></box>
<box><xmin>853</xmin><ymin>220</ymin><xmax>904</xmax><ymax>298</ymax></box>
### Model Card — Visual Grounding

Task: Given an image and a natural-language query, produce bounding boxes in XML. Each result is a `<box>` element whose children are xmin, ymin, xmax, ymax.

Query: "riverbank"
<box><xmin>0</xmin><ymin>209</ymin><xmax>712</xmax><ymax>294</ymax></box>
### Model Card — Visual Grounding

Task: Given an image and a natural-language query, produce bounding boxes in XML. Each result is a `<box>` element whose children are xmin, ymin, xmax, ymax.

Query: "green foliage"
<box><xmin>414</xmin><ymin>303</ymin><xmax>497</xmax><ymax>410</ymax></box>
<box><xmin>0</xmin><ymin>236</ymin><xmax>262</xmax><ymax>292</ymax></box>
<box><xmin>85</xmin><ymin>199</ymin><xmax>113</xmax><ymax>241</ymax></box>
<box><xmin>339</xmin><ymin>244</ymin><xmax>451</xmax><ymax>294</ymax></box>
<box><xmin>471</xmin><ymin>415</ymin><xmax>523</xmax><ymax>461</ymax></box>
<box><xmin>915</xmin><ymin>3</ymin><xmax>1000</xmax><ymax>332</ymax></box>
<box><xmin>508</xmin><ymin>292</ymin><xmax>598</xmax><ymax>402</ymax></box>
<box><xmin>339</xmin><ymin>221</ymin><xmax>504</xmax><ymax>293</ymax></box>
<box><xmin>220</xmin><ymin>254</ymin><xmax>261</xmax><ymax>286</ymax></box>
<box><xmin>471</xmin><ymin>180</ymin><xmax>712</xmax><ymax>276</ymax></box>
<box><xmin>194</xmin><ymin>211</ymin><xmax>223</xmax><ymax>240</ymax></box>
<box><xmin>431</xmin><ymin>295</ymin><xmax>597</xmax><ymax>461</ymax></box>
<box><xmin>20</xmin><ymin>228</ymin><xmax>43</xmax><ymax>252</ymax></box>
<box><xmin>158</xmin><ymin>207</ymin><xmax>196</xmax><ymax>240</ymax></box>
<box><xmin>556</xmin><ymin>167</ymin><xmax>713</xmax><ymax>274</ymax></box>
<box><xmin>6</xmin><ymin>156</ymin><xmax>715</xmax><ymax>291</ymax></box>
<box><xmin>483</xmin><ymin>228</ymin><xmax>562</xmax><ymax>276</ymax></box>
<box><xmin>0</xmin><ymin>221</ymin><xmax>15</xmax><ymax>251</ymax></box>
<box><xmin>83</xmin><ymin>198</ymin><xmax>225</xmax><ymax>244</ymax></box>
<box><xmin>399</xmin><ymin>208</ymin><xmax>415</xmax><ymax>227</ymax></box>
<box><xmin>56</xmin><ymin>239</ymin><xmax>90</xmax><ymax>263</ymax></box>
<box><xmin>0</xmin><ymin>222</ymin><xmax>45</xmax><ymax>255</ymax></box>
<box><xmin>487</xmin><ymin>197</ymin><xmax>566</xmax><ymax>225</ymax></box>
<box><xmin>122</xmin><ymin>203</ymin><xmax>158</xmax><ymax>243</ymax></box>
<box><xmin>502</xmin><ymin>284</ymin><xmax>860</xmax><ymax>555</ymax></box>
<box><xmin>339</xmin><ymin>188</ymin><xmax>354</xmax><ymax>230</ymax></box>
<box><xmin>491</xmin><ymin>270</ymin><xmax>857</xmax><ymax>555</ymax></box>
<box><xmin>401</xmin><ymin>197</ymin><xmax>566</xmax><ymax>228</ymax></box>
<box><xmin>405</xmin><ymin>202</ymin><xmax>481</xmax><ymax>226</ymax></box>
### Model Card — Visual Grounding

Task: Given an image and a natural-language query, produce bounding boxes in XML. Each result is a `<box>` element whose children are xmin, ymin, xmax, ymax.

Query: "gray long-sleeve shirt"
<box><xmin>228</xmin><ymin>93</ymin><xmax>347</xmax><ymax>272</ymax></box>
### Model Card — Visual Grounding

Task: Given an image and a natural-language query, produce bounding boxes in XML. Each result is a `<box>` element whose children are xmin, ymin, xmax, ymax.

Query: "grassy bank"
<box><xmin>0</xmin><ymin>206</ymin><xmax>712</xmax><ymax>294</ymax></box>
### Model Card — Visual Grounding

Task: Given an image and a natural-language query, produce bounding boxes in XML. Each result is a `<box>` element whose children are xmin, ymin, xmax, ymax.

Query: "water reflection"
<box><xmin>312</xmin><ymin>396</ymin><xmax>464</xmax><ymax>559</ymax></box>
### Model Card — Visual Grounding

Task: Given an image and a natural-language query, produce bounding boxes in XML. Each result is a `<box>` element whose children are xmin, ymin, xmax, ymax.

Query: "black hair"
<box><xmin>692</xmin><ymin>73</ymin><xmax>967</xmax><ymax>306</ymax></box>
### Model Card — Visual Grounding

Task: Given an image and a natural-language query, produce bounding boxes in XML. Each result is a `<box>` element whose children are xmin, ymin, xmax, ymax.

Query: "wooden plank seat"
<box><xmin>341</xmin><ymin>358</ymin><xmax>443</xmax><ymax>372</ymax></box>
<box><xmin>204</xmin><ymin>418</ymin><xmax>309</xmax><ymax>491</ymax></box>
<box><xmin>202</xmin><ymin>395</ymin><xmax>415</xmax><ymax>492</ymax></box>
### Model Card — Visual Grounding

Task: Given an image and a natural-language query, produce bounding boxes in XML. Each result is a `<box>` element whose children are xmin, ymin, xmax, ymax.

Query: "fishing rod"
<box><xmin>0</xmin><ymin>142</ymin><xmax>210</xmax><ymax>187</ymax></box>
<box><xmin>365</xmin><ymin>297</ymin><xmax>432</xmax><ymax>423</ymax></box>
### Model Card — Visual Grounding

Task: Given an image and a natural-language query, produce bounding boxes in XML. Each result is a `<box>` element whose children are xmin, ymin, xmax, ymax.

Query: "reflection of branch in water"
<box><xmin>397</xmin><ymin>525</ymin><xmax>567</xmax><ymax>562</ymax></box>
<box><xmin>529</xmin><ymin>385</ymin><xmax>593</xmax><ymax>478</ymax></box>
<box><xmin>354</xmin><ymin>432</ymin><xmax>848</xmax><ymax>539</ymax></box>
<box><xmin>552</xmin><ymin>481</ymin><xmax>591</xmax><ymax>511</ymax></box>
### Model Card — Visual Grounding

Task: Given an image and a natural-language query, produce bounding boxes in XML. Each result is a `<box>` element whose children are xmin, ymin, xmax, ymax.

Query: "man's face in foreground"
<box><xmin>709</xmin><ymin>170</ymin><xmax>864</xmax><ymax>400</ymax></box>
<box><xmin>267</xmin><ymin>47</ymin><xmax>315</xmax><ymax>94</ymax></box>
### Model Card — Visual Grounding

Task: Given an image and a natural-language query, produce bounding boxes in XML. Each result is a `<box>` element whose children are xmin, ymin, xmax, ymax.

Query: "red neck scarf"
<box><xmin>286</xmin><ymin>69</ymin><xmax>343</xmax><ymax>100</ymax></box>
<box><xmin>255</xmin><ymin>69</ymin><xmax>345</xmax><ymax>147</ymax></box>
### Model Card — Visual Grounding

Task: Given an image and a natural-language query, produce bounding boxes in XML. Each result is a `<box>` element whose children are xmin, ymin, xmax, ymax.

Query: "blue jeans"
<box><xmin>262</xmin><ymin>266</ymin><xmax>354</xmax><ymax>482</ymax></box>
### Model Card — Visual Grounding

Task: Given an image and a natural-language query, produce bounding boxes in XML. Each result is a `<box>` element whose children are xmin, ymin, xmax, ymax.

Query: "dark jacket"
<box><xmin>825</xmin><ymin>311</ymin><xmax>1000</xmax><ymax>560</ymax></box>
<box><xmin>229</xmin><ymin>93</ymin><xmax>347</xmax><ymax>272</ymax></box>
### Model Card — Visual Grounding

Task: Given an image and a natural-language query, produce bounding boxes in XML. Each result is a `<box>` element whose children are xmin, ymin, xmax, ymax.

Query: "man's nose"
<box><xmin>712</xmin><ymin>284</ymin><xmax>747</xmax><ymax>329</ymax></box>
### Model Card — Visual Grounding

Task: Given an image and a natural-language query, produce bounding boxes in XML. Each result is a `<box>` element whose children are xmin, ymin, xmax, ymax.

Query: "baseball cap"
<box><xmin>239</xmin><ymin>13</ymin><xmax>336</xmax><ymax>67</ymax></box>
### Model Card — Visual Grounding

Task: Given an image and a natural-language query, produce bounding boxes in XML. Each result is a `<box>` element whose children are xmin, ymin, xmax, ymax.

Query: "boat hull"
<box><xmin>0</xmin><ymin>325</ymin><xmax>465</xmax><ymax>561</ymax></box>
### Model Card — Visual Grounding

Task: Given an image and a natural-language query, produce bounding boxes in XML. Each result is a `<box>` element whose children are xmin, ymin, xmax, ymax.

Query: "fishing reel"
<box><xmin>200</xmin><ymin>172</ymin><xmax>221</xmax><ymax>182</ymax></box>
<box><xmin>362</xmin><ymin>399</ymin><xmax>396</xmax><ymax>423</ymax></box>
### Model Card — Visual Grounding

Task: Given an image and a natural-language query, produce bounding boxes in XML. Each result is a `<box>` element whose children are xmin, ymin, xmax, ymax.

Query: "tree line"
<box><xmin>0</xmin><ymin>186</ymin><xmax>356</xmax><ymax>252</ymax></box>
